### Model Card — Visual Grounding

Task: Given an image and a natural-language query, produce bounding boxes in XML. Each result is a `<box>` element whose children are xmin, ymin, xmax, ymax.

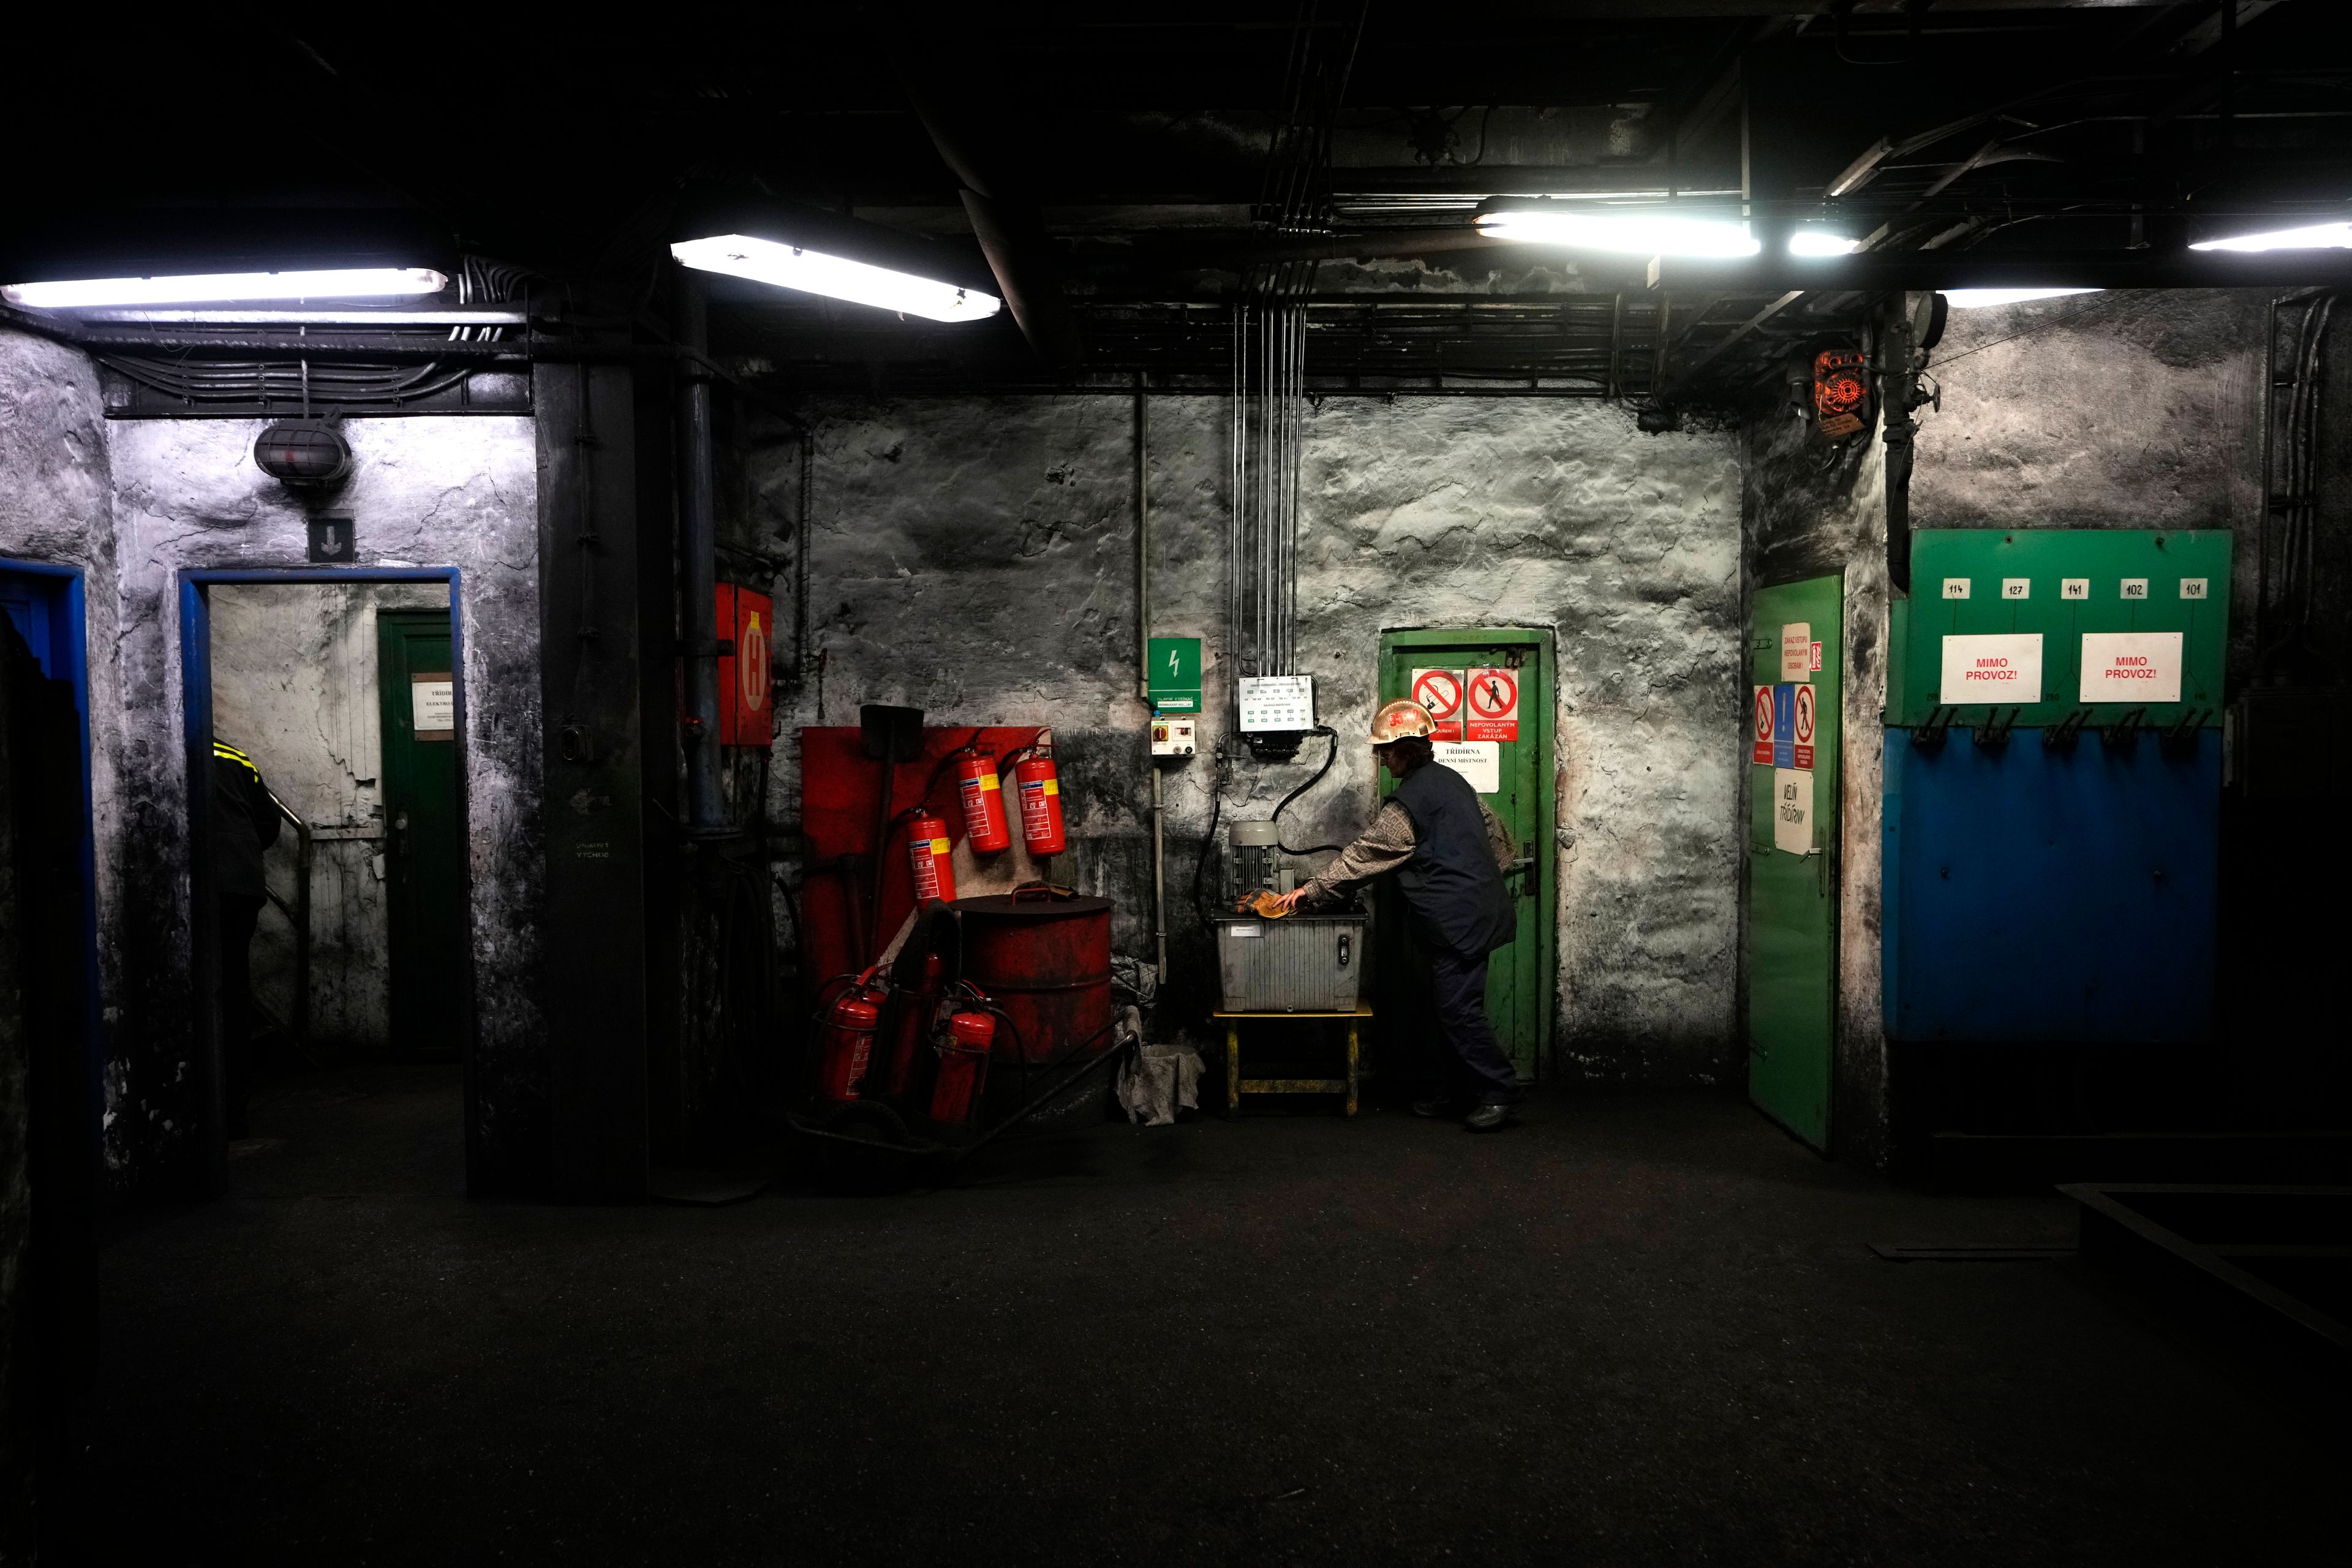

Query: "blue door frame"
<box><xmin>178</xmin><ymin>568</ymin><xmax>476</xmax><ymax>1190</ymax></box>
<box><xmin>0</xmin><ymin>557</ymin><xmax>104</xmax><ymax>1172</ymax></box>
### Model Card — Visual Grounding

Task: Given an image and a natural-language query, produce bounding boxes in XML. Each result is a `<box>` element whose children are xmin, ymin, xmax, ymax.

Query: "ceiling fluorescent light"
<box><xmin>671</xmin><ymin>234</ymin><xmax>1001</xmax><ymax>323</ymax></box>
<box><xmin>2</xmin><ymin>268</ymin><xmax>447</xmax><ymax>309</ymax></box>
<box><xmin>1943</xmin><ymin>287</ymin><xmax>2101</xmax><ymax>309</ymax></box>
<box><xmin>2188</xmin><ymin>221</ymin><xmax>2352</xmax><ymax>253</ymax></box>
<box><xmin>1789</xmin><ymin>230</ymin><xmax>1861</xmax><ymax>257</ymax></box>
<box><xmin>1473</xmin><ymin>208</ymin><xmax>1760</xmax><ymax>258</ymax></box>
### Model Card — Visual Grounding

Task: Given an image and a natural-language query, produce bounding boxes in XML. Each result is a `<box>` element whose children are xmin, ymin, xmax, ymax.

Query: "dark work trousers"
<box><xmin>219</xmin><ymin>893</ymin><xmax>265</xmax><ymax>1138</ymax></box>
<box><xmin>1425</xmin><ymin>943</ymin><xmax>1520</xmax><ymax>1105</ymax></box>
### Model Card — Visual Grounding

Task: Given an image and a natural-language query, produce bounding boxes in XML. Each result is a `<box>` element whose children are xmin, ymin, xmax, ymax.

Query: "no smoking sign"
<box><xmin>1465</xmin><ymin>668</ymin><xmax>1519</xmax><ymax>742</ymax></box>
<box><xmin>1409</xmin><ymin>668</ymin><xmax>1466</xmax><ymax>741</ymax></box>
<box><xmin>1751</xmin><ymin>687</ymin><xmax>1774</xmax><ymax>764</ymax></box>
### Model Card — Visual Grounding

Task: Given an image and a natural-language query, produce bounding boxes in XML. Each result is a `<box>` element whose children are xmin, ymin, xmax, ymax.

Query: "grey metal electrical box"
<box><xmin>1216</xmin><ymin>913</ymin><xmax>1369</xmax><ymax>1012</ymax></box>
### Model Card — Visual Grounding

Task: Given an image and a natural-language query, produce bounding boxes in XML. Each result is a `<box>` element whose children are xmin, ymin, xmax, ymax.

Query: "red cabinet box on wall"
<box><xmin>716</xmin><ymin>583</ymin><xmax>774</xmax><ymax>747</ymax></box>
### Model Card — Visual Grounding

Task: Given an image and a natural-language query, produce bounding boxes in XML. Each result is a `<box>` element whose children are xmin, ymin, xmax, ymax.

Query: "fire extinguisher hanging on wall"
<box><xmin>1014</xmin><ymin>730</ymin><xmax>1066</xmax><ymax>857</ymax></box>
<box><xmin>955</xmin><ymin>752</ymin><xmax>1012</xmax><ymax>853</ymax></box>
<box><xmin>905</xmin><ymin>813</ymin><xmax>957</xmax><ymax>903</ymax></box>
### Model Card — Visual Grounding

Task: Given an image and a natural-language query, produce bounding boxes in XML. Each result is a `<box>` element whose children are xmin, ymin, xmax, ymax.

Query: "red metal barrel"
<box><xmin>954</xmin><ymin>893</ymin><xmax>1114</xmax><ymax>1120</ymax></box>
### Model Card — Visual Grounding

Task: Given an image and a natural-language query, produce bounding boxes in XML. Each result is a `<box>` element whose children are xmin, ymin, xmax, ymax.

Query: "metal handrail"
<box><xmin>259</xmin><ymin>786</ymin><xmax>312</xmax><ymax>1050</ymax></box>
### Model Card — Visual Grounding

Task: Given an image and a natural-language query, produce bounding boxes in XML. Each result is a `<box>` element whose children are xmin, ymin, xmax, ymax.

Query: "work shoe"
<box><xmin>1412</xmin><ymin>1097</ymin><xmax>1463</xmax><ymax>1120</ymax></box>
<box><xmin>1463</xmin><ymin>1101</ymin><xmax>1517</xmax><ymax>1133</ymax></box>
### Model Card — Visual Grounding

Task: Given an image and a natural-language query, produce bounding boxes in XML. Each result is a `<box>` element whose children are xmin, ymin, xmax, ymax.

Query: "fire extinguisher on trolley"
<box><xmin>812</xmin><ymin>970</ymin><xmax>889</xmax><ymax>1104</ymax></box>
<box><xmin>925</xmin><ymin>1003</ymin><xmax>997</xmax><ymax>1130</ymax></box>
<box><xmin>1012</xmin><ymin>729</ymin><xmax>1066</xmax><ymax>857</ymax></box>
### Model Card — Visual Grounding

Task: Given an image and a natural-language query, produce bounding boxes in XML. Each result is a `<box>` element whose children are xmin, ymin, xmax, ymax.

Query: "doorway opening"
<box><xmin>179</xmin><ymin>569</ymin><xmax>472</xmax><ymax>1191</ymax></box>
<box><xmin>1374</xmin><ymin>627</ymin><xmax>1557</xmax><ymax>1087</ymax></box>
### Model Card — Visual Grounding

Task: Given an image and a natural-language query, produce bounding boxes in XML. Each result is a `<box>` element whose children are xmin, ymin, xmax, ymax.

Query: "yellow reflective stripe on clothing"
<box><xmin>212</xmin><ymin>742</ymin><xmax>260</xmax><ymax>777</ymax></box>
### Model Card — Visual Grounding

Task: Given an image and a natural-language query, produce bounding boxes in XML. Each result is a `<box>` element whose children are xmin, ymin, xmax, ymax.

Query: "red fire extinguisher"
<box><xmin>1014</xmin><ymin>733</ymin><xmax>1066</xmax><ymax>857</ymax></box>
<box><xmin>905</xmin><ymin>813</ymin><xmax>956</xmax><ymax>903</ymax></box>
<box><xmin>927</xmin><ymin>1008</ymin><xmax>997</xmax><ymax>1128</ymax></box>
<box><xmin>813</xmin><ymin>974</ymin><xmax>886</xmax><ymax>1103</ymax></box>
<box><xmin>881</xmin><ymin>949</ymin><xmax>944</xmax><ymax>1102</ymax></box>
<box><xmin>955</xmin><ymin>752</ymin><xmax>1011</xmax><ymax>853</ymax></box>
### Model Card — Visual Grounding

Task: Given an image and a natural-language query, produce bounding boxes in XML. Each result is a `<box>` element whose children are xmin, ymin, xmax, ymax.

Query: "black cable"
<box><xmin>1273</xmin><ymin>725</ymin><xmax>1346</xmax><ymax>856</ymax></box>
<box><xmin>1189</xmin><ymin>747</ymin><xmax>1229</xmax><ymax>930</ymax></box>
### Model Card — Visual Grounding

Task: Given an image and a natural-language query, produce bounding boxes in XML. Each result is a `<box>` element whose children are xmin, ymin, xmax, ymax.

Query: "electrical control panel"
<box><xmin>1150</xmin><ymin>715</ymin><xmax>1196</xmax><ymax>758</ymax></box>
<box><xmin>1889</xmin><ymin>530</ymin><xmax>2230</xmax><ymax>728</ymax></box>
<box><xmin>1237</xmin><ymin>674</ymin><xmax>1314</xmax><ymax>733</ymax></box>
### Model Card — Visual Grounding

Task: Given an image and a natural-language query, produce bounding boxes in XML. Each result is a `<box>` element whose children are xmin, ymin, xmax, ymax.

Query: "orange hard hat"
<box><xmin>1370</xmin><ymin>699</ymin><xmax>1437</xmax><ymax>745</ymax></box>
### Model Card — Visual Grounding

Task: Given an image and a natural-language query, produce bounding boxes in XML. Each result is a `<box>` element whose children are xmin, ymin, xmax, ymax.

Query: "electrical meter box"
<box><xmin>1882</xmin><ymin>530</ymin><xmax>2228</xmax><ymax>1047</ymax></box>
<box><xmin>715</xmin><ymin>582</ymin><xmax>774</xmax><ymax>747</ymax></box>
<box><xmin>1237</xmin><ymin>675</ymin><xmax>1314</xmax><ymax>733</ymax></box>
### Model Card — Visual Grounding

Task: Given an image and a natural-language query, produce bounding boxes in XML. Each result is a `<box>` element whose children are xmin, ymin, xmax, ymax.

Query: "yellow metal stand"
<box><xmin>1216</xmin><ymin>1003</ymin><xmax>1371</xmax><ymax>1118</ymax></box>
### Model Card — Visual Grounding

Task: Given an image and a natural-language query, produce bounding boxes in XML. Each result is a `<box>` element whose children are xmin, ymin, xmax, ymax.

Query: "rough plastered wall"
<box><xmin>0</xmin><ymin>331</ymin><xmax>124</xmax><ymax>1165</ymax></box>
<box><xmin>209</xmin><ymin>580</ymin><xmax>448</xmax><ymax>1055</ymax></box>
<box><xmin>1743</xmin><ymin>399</ymin><xmax>1892</xmax><ymax>1168</ymax></box>
<box><xmin>750</xmin><ymin>393</ymin><xmax>1745</xmax><ymax>1084</ymax></box>
<box><xmin>0</xmin><ymin>327</ymin><xmax>544</xmax><ymax>1194</ymax></box>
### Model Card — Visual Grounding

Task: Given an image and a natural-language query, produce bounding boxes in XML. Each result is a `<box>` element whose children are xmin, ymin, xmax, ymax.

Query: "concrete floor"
<box><xmin>77</xmin><ymin>1065</ymin><xmax>2340</xmax><ymax>1565</ymax></box>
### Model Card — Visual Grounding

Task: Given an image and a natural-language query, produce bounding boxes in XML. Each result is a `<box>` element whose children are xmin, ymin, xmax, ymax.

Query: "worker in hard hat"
<box><xmin>1268</xmin><ymin>699</ymin><xmax>1521</xmax><ymax>1130</ymax></box>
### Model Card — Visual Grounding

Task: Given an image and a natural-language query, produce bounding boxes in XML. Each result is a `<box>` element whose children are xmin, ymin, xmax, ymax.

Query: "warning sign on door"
<box><xmin>1465</xmin><ymin>668</ymin><xmax>1520</xmax><ymax>742</ymax></box>
<box><xmin>2079</xmin><ymin>631</ymin><xmax>2183</xmax><ymax>704</ymax></box>
<box><xmin>1434</xmin><ymin>741</ymin><xmax>1501</xmax><ymax>794</ymax></box>
<box><xmin>1410</xmin><ymin>667</ymin><xmax>1466</xmax><ymax>741</ymax></box>
<box><xmin>1751</xmin><ymin>686</ymin><xmax>1775</xmax><ymax>764</ymax></box>
<box><xmin>1772</xmin><ymin>684</ymin><xmax>1796</xmax><ymax>769</ymax></box>
<box><xmin>412</xmin><ymin>675</ymin><xmax>455</xmax><ymax>740</ymax></box>
<box><xmin>1781</xmin><ymin>622</ymin><xmax>1812</xmax><ymax>682</ymax></box>
<box><xmin>1793</xmin><ymin>684</ymin><xmax>1817</xmax><ymax>771</ymax></box>
<box><xmin>1773</xmin><ymin>767</ymin><xmax>1814</xmax><ymax>856</ymax></box>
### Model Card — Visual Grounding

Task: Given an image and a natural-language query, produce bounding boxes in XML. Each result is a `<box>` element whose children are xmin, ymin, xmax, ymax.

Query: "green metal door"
<box><xmin>377</xmin><ymin>609</ymin><xmax>466</xmax><ymax>1057</ymax></box>
<box><xmin>1376</xmin><ymin>629</ymin><xmax>1555</xmax><ymax>1081</ymax></box>
<box><xmin>1746</xmin><ymin>576</ymin><xmax>1842</xmax><ymax>1149</ymax></box>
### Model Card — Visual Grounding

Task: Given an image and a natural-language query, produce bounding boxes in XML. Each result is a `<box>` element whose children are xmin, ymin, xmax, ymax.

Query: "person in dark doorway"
<box><xmin>1270</xmin><ymin>699</ymin><xmax>1521</xmax><ymax>1130</ymax></box>
<box><xmin>211</xmin><ymin>738</ymin><xmax>279</xmax><ymax>1140</ymax></box>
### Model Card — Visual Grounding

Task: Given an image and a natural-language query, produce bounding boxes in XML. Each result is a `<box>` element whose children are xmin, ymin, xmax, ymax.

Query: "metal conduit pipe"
<box><xmin>674</xmin><ymin>265</ymin><xmax>726</xmax><ymax>835</ymax></box>
<box><xmin>1136</xmin><ymin>379</ymin><xmax>1169</xmax><ymax>987</ymax></box>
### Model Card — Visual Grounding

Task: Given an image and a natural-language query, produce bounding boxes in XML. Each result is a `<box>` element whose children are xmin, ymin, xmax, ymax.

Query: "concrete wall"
<box><xmin>0</xmin><ymin>324</ymin><xmax>544</xmax><ymax>1191</ymax></box>
<box><xmin>741</xmin><ymin>393</ymin><xmax>1747</xmax><ymax>1084</ymax></box>
<box><xmin>209</xmin><ymin>581</ymin><xmax>449</xmax><ymax>1055</ymax></box>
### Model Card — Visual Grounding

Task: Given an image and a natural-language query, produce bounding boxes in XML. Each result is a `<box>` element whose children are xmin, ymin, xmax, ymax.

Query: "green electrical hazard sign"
<box><xmin>1147</xmin><ymin>636</ymin><xmax>1202</xmax><ymax>713</ymax></box>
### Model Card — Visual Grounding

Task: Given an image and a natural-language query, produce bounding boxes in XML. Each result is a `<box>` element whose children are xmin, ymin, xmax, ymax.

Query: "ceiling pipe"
<box><xmin>897</xmin><ymin>67</ymin><xmax>1084</xmax><ymax>370</ymax></box>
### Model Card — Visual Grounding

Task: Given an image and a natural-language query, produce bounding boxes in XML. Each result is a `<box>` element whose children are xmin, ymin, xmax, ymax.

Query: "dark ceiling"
<box><xmin>9</xmin><ymin>2</ymin><xmax>2350</xmax><ymax>404</ymax></box>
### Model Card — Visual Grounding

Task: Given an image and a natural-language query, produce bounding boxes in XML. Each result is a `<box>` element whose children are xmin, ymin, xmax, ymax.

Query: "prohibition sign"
<box><xmin>1792</xmin><ymin>684</ymin><xmax>1814</xmax><ymax>744</ymax></box>
<box><xmin>1412</xmin><ymin>668</ymin><xmax>1463</xmax><ymax>720</ymax></box>
<box><xmin>1468</xmin><ymin>669</ymin><xmax>1517</xmax><ymax>719</ymax></box>
<box><xmin>1751</xmin><ymin>687</ymin><xmax>1774</xmax><ymax>763</ymax></box>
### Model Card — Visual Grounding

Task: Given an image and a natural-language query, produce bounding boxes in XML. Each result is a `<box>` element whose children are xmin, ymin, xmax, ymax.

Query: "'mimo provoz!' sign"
<box><xmin>1938</xmin><ymin>633</ymin><xmax>2045</xmax><ymax>705</ymax></box>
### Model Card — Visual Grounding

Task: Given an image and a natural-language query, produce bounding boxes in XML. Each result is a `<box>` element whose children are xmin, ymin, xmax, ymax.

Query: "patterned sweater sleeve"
<box><xmin>1296</xmin><ymin>798</ymin><xmax>1417</xmax><ymax>908</ymax></box>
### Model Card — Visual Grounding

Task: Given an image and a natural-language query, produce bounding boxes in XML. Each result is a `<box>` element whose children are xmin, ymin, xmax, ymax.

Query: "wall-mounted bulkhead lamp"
<box><xmin>254</xmin><ymin>418</ymin><xmax>353</xmax><ymax>489</ymax></box>
<box><xmin>669</xmin><ymin>195</ymin><xmax>1002</xmax><ymax>322</ymax></box>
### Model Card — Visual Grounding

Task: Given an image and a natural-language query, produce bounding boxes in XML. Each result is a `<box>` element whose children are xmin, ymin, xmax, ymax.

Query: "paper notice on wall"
<box><xmin>1434</xmin><ymin>741</ymin><xmax>1501</xmax><ymax>794</ymax></box>
<box><xmin>1781</xmin><ymin>622</ymin><xmax>1812</xmax><ymax>682</ymax></box>
<box><xmin>1938</xmin><ymin>633</ymin><xmax>2043</xmax><ymax>705</ymax></box>
<box><xmin>2079</xmin><ymin>631</ymin><xmax>2183</xmax><ymax>703</ymax></box>
<box><xmin>1773</xmin><ymin>767</ymin><xmax>1814</xmax><ymax>856</ymax></box>
<box><xmin>412</xmin><ymin>676</ymin><xmax>456</xmax><ymax>739</ymax></box>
